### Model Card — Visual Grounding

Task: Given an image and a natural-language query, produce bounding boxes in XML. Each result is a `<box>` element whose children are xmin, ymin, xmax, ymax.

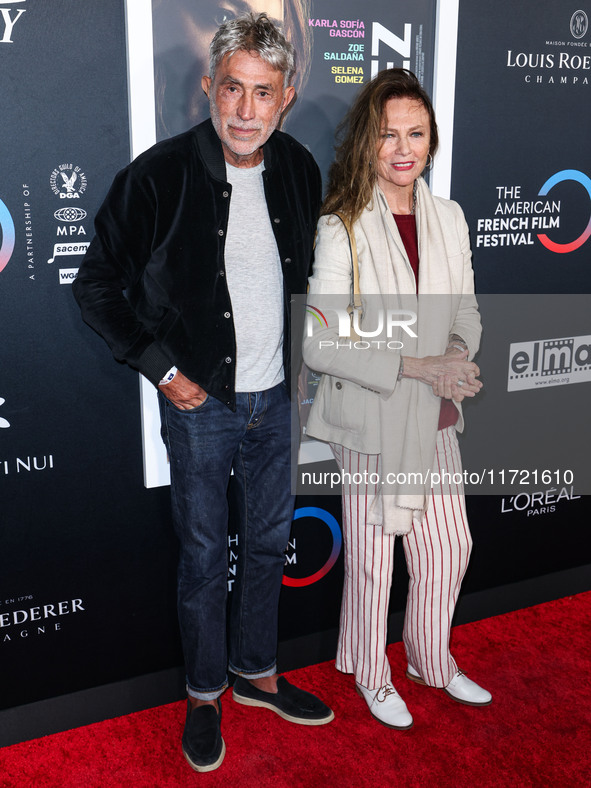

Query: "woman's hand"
<box><xmin>401</xmin><ymin>351</ymin><xmax>482</xmax><ymax>402</ymax></box>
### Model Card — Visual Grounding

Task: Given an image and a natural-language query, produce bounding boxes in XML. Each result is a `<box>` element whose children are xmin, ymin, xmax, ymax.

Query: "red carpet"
<box><xmin>1</xmin><ymin>592</ymin><xmax>590</xmax><ymax>787</ymax></box>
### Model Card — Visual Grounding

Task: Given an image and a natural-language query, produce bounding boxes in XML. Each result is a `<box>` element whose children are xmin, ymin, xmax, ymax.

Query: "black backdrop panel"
<box><xmin>2</xmin><ymin>0</ymin><xmax>589</xmax><ymax>718</ymax></box>
<box><xmin>0</xmin><ymin>0</ymin><xmax>180</xmax><ymax>710</ymax></box>
<box><xmin>452</xmin><ymin>1</ymin><xmax>591</xmax><ymax>293</ymax></box>
<box><xmin>1</xmin><ymin>0</ymin><xmax>438</xmax><ymax>711</ymax></box>
<box><xmin>451</xmin><ymin>0</ymin><xmax>591</xmax><ymax>597</ymax></box>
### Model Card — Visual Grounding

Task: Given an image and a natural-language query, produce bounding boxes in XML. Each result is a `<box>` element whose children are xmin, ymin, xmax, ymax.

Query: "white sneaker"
<box><xmin>355</xmin><ymin>683</ymin><xmax>414</xmax><ymax>729</ymax></box>
<box><xmin>406</xmin><ymin>665</ymin><xmax>492</xmax><ymax>706</ymax></box>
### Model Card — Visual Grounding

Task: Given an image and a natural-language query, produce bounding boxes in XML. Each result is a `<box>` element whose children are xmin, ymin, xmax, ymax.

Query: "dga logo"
<box><xmin>508</xmin><ymin>334</ymin><xmax>591</xmax><ymax>391</ymax></box>
<box><xmin>54</xmin><ymin>207</ymin><xmax>87</xmax><ymax>222</ymax></box>
<box><xmin>282</xmin><ymin>507</ymin><xmax>342</xmax><ymax>587</ymax></box>
<box><xmin>50</xmin><ymin>164</ymin><xmax>87</xmax><ymax>199</ymax></box>
<box><xmin>0</xmin><ymin>397</ymin><xmax>10</xmax><ymax>429</ymax></box>
<box><xmin>570</xmin><ymin>10</ymin><xmax>588</xmax><ymax>39</ymax></box>
<box><xmin>0</xmin><ymin>2</ymin><xmax>26</xmax><ymax>44</ymax></box>
<box><xmin>0</xmin><ymin>196</ymin><xmax>15</xmax><ymax>274</ymax></box>
<box><xmin>537</xmin><ymin>170</ymin><xmax>591</xmax><ymax>253</ymax></box>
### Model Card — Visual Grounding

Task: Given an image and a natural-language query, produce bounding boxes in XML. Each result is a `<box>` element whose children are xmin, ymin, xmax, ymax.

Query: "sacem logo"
<box><xmin>0</xmin><ymin>196</ymin><xmax>15</xmax><ymax>274</ymax></box>
<box><xmin>537</xmin><ymin>170</ymin><xmax>591</xmax><ymax>253</ymax></box>
<box><xmin>282</xmin><ymin>507</ymin><xmax>342</xmax><ymax>587</ymax></box>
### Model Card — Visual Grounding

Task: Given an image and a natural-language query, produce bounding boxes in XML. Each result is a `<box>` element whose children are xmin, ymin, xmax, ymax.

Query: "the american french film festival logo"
<box><xmin>507</xmin><ymin>334</ymin><xmax>591</xmax><ymax>391</ymax></box>
<box><xmin>0</xmin><ymin>195</ymin><xmax>15</xmax><ymax>274</ymax></box>
<box><xmin>305</xmin><ymin>305</ymin><xmax>417</xmax><ymax>349</ymax></box>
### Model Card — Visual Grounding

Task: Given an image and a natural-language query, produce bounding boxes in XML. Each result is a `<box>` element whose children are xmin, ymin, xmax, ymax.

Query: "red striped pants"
<box><xmin>332</xmin><ymin>426</ymin><xmax>473</xmax><ymax>690</ymax></box>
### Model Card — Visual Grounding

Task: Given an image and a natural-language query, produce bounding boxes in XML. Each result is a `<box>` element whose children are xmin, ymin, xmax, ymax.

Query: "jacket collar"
<box><xmin>193</xmin><ymin>118</ymin><xmax>277</xmax><ymax>181</ymax></box>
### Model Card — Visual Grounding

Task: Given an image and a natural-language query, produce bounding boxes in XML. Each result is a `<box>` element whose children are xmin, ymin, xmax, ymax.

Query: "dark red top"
<box><xmin>393</xmin><ymin>213</ymin><xmax>458</xmax><ymax>431</ymax></box>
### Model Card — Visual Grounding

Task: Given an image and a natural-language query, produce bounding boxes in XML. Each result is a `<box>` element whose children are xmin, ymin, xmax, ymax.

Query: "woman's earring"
<box><xmin>426</xmin><ymin>153</ymin><xmax>433</xmax><ymax>169</ymax></box>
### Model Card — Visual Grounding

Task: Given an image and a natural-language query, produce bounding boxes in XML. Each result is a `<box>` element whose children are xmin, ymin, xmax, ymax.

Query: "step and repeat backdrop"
<box><xmin>450</xmin><ymin>2</ymin><xmax>591</xmax><ymax>593</ymax></box>
<box><xmin>0</xmin><ymin>0</ymin><xmax>589</xmax><ymax>715</ymax></box>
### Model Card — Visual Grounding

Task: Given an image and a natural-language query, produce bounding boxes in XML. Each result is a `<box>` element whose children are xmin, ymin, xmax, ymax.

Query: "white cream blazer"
<box><xmin>303</xmin><ymin>179</ymin><xmax>481</xmax><ymax>526</ymax></box>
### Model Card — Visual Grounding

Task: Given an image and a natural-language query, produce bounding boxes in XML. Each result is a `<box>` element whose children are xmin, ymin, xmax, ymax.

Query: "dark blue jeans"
<box><xmin>158</xmin><ymin>382</ymin><xmax>293</xmax><ymax>700</ymax></box>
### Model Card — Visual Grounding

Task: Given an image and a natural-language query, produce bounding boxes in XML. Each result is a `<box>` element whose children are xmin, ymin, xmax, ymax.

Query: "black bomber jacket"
<box><xmin>73</xmin><ymin>119</ymin><xmax>322</xmax><ymax>410</ymax></box>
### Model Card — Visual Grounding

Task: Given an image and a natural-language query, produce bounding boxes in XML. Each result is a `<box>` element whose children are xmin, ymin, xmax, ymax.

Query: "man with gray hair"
<box><xmin>74</xmin><ymin>12</ymin><xmax>332</xmax><ymax>773</ymax></box>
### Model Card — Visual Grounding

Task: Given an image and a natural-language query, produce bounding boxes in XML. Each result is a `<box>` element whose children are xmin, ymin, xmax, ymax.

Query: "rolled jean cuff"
<box><xmin>186</xmin><ymin>679</ymin><xmax>228</xmax><ymax>702</ymax></box>
<box><xmin>229</xmin><ymin>661</ymin><xmax>277</xmax><ymax>680</ymax></box>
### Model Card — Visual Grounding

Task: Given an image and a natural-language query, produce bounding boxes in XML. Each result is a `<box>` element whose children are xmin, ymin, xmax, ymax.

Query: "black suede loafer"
<box><xmin>232</xmin><ymin>675</ymin><xmax>334</xmax><ymax>725</ymax></box>
<box><xmin>181</xmin><ymin>698</ymin><xmax>226</xmax><ymax>773</ymax></box>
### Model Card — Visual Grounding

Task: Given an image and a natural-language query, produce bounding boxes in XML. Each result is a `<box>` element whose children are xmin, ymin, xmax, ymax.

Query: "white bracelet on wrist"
<box><xmin>159</xmin><ymin>366</ymin><xmax>178</xmax><ymax>385</ymax></box>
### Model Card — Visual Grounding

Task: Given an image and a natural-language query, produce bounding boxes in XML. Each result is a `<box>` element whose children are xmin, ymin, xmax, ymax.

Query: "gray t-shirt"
<box><xmin>224</xmin><ymin>161</ymin><xmax>284</xmax><ymax>392</ymax></box>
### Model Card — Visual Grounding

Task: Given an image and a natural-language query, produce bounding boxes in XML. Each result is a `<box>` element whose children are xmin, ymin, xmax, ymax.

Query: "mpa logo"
<box><xmin>507</xmin><ymin>334</ymin><xmax>591</xmax><ymax>391</ymax></box>
<box><xmin>50</xmin><ymin>164</ymin><xmax>87</xmax><ymax>199</ymax></box>
<box><xmin>0</xmin><ymin>196</ymin><xmax>15</xmax><ymax>274</ymax></box>
<box><xmin>537</xmin><ymin>170</ymin><xmax>591</xmax><ymax>253</ymax></box>
<box><xmin>570</xmin><ymin>10</ymin><xmax>588</xmax><ymax>39</ymax></box>
<box><xmin>54</xmin><ymin>207</ymin><xmax>87</xmax><ymax>222</ymax></box>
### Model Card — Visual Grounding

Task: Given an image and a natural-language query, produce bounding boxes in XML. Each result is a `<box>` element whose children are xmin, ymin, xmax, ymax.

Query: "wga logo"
<box><xmin>0</xmin><ymin>397</ymin><xmax>10</xmax><ymax>428</ymax></box>
<box><xmin>0</xmin><ymin>196</ymin><xmax>15</xmax><ymax>274</ymax></box>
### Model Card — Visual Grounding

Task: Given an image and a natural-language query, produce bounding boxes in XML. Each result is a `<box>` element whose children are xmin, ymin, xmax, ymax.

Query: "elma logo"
<box><xmin>0</xmin><ymin>196</ymin><xmax>15</xmax><ymax>274</ymax></box>
<box><xmin>507</xmin><ymin>334</ymin><xmax>591</xmax><ymax>391</ymax></box>
<box><xmin>537</xmin><ymin>170</ymin><xmax>591</xmax><ymax>253</ymax></box>
<box><xmin>282</xmin><ymin>507</ymin><xmax>342</xmax><ymax>587</ymax></box>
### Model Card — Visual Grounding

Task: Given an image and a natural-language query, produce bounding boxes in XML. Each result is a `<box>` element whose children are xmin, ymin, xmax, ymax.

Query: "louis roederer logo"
<box><xmin>570</xmin><ymin>10</ymin><xmax>588</xmax><ymax>39</ymax></box>
<box><xmin>508</xmin><ymin>334</ymin><xmax>591</xmax><ymax>391</ymax></box>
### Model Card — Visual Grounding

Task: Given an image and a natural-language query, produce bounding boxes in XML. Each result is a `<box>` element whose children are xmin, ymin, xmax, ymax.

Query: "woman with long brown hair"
<box><xmin>303</xmin><ymin>69</ymin><xmax>492</xmax><ymax>729</ymax></box>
